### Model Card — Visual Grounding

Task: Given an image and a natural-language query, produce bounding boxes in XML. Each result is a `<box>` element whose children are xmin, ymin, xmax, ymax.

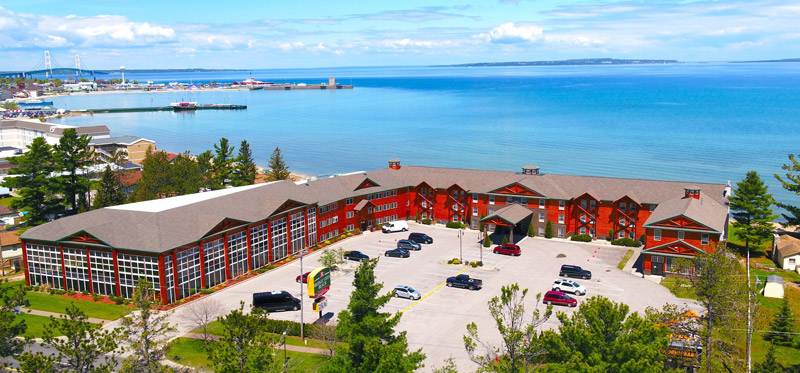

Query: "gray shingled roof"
<box><xmin>643</xmin><ymin>192</ymin><xmax>728</xmax><ymax>233</ymax></box>
<box><xmin>481</xmin><ymin>204</ymin><xmax>533</xmax><ymax>225</ymax></box>
<box><xmin>0</xmin><ymin>119</ymin><xmax>110</xmax><ymax>137</ymax></box>
<box><xmin>775</xmin><ymin>233</ymin><xmax>800</xmax><ymax>259</ymax></box>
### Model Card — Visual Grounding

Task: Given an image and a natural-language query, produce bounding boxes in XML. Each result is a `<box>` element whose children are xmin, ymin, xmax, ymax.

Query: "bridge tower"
<box><xmin>75</xmin><ymin>55</ymin><xmax>82</xmax><ymax>76</ymax></box>
<box><xmin>44</xmin><ymin>50</ymin><xmax>53</xmax><ymax>78</ymax></box>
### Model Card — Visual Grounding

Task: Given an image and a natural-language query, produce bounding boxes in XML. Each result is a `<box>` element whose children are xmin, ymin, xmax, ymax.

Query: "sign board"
<box><xmin>313</xmin><ymin>296</ymin><xmax>328</xmax><ymax>312</ymax></box>
<box><xmin>307</xmin><ymin>267</ymin><xmax>331</xmax><ymax>298</ymax></box>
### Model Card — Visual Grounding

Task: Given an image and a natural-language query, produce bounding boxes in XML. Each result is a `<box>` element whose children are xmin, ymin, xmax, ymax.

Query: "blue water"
<box><xmin>48</xmin><ymin>63</ymin><xmax>800</xmax><ymax>209</ymax></box>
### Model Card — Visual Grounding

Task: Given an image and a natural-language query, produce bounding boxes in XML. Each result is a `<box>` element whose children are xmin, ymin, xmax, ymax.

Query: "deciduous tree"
<box><xmin>775</xmin><ymin>153</ymin><xmax>800</xmax><ymax>226</ymax></box>
<box><xmin>0</xmin><ymin>283</ymin><xmax>26</xmax><ymax>360</ymax></box>
<box><xmin>463</xmin><ymin>283</ymin><xmax>552</xmax><ymax>372</ymax></box>
<box><xmin>118</xmin><ymin>279</ymin><xmax>175</xmax><ymax>373</ymax></box>
<box><xmin>232</xmin><ymin>140</ymin><xmax>256</xmax><ymax>186</ymax></box>
<box><xmin>729</xmin><ymin>171</ymin><xmax>777</xmax><ymax>252</ymax></box>
<box><xmin>208</xmin><ymin>302</ymin><xmax>279</xmax><ymax>373</ymax></box>
<box><xmin>53</xmin><ymin>128</ymin><xmax>93</xmax><ymax>213</ymax></box>
<box><xmin>1</xmin><ymin>137</ymin><xmax>61</xmax><ymax>226</ymax></box>
<box><xmin>267</xmin><ymin>147</ymin><xmax>291</xmax><ymax>181</ymax></box>
<box><xmin>179</xmin><ymin>297</ymin><xmax>224</xmax><ymax>347</ymax></box>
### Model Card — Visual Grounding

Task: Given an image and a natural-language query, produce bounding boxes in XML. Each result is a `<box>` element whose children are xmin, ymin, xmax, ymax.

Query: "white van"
<box><xmin>382</xmin><ymin>220</ymin><xmax>409</xmax><ymax>233</ymax></box>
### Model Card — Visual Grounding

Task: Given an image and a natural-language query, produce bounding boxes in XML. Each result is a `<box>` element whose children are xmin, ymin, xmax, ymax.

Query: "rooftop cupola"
<box><xmin>684</xmin><ymin>186</ymin><xmax>701</xmax><ymax>199</ymax></box>
<box><xmin>389</xmin><ymin>159</ymin><xmax>401</xmax><ymax>170</ymax></box>
<box><xmin>522</xmin><ymin>164</ymin><xmax>540</xmax><ymax>175</ymax></box>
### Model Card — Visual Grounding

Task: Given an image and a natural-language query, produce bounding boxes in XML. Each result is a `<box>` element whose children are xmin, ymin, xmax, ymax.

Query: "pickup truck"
<box><xmin>446</xmin><ymin>274</ymin><xmax>483</xmax><ymax>290</ymax></box>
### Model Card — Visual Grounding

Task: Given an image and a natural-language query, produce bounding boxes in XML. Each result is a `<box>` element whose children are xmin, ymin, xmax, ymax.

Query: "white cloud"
<box><xmin>484</xmin><ymin>22</ymin><xmax>543</xmax><ymax>44</ymax></box>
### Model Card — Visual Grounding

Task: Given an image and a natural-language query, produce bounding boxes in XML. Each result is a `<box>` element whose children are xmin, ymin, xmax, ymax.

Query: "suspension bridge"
<box><xmin>0</xmin><ymin>51</ymin><xmax>105</xmax><ymax>78</ymax></box>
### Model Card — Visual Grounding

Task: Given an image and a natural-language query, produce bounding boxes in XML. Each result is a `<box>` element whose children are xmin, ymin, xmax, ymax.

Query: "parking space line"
<box><xmin>396</xmin><ymin>266</ymin><xmax>468</xmax><ymax>315</ymax></box>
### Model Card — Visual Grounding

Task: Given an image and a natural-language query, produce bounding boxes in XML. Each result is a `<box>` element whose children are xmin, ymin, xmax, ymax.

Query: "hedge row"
<box><xmin>570</xmin><ymin>234</ymin><xmax>593</xmax><ymax>242</ymax></box>
<box><xmin>611</xmin><ymin>238</ymin><xmax>642</xmax><ymax>247</ymax></box>
<box><xmin>445</xmin><ymin>222</ymin><xmax>466</xmax><ymax>229</ymax></box>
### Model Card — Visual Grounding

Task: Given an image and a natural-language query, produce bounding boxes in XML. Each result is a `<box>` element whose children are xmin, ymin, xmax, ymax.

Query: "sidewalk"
<box><xmin>21</xmin><ymin>308</ymin><xmax>110</xmax><ymax>325</ymax></box>
<box><xmin>182</xmin><ymin>333</ymin><xmax>331</xmax><ymax>355</ymax></box>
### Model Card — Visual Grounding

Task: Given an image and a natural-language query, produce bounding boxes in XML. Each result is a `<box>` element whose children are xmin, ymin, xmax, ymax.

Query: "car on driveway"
<box><xmin>385</xmin><ymin>248</ymin><xmax>410</xmax><ymax>258</ymax></box>
<box><xmin>296</xmin><ymin>271</ymin><xmax>311</xmax><ymax>283</ymax></box>
<box><xmin>543</xmin><ymin>290</ymin><xmax>577</xmax><ymax>307</ymax></box>
<box><xmin>343</xmin><ymin>251</ymin><xmax>370</xmax><ymax>262</ymax></box>
<box><xmin>397</xmin><ymin>239</ymin><xmax>422</xmax><ymax>251</ymax></box>
<box><xmin>394</xmin><ymin>285</ymin><xmax>421</xmax><ymax>300</ymax></box>
<box><xmin>552</xmin><ymin>278</ymin><xmax>586</xmax><ymax>296</ymax></box>
<box><xmin>408</xmin><ymin>232</ymin><xmax>433</xmax><ymax>244</ymax></box>
<box><xmin>493</xmin><ymin>244</ymin><xmax>521</xmax><ymax>256</ymax></box>
<box><xmin>559</xmin><ymin>264</ymin><xmax>592</xmax><ymax>280</ymax></box>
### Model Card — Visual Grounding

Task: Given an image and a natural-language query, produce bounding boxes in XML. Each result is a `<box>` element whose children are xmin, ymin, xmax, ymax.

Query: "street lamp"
<box><xmin>282</xmin><ymin>330</ymin><xmax>287</xmax><ymax>366</ymax></box>
<box><xmin>299</xmin><ymin>247</ymin><xmax>308</xmax><ymax>341</ymax></box>
<box><xmin>458</xmin><ymin>228</ymin><xmax>463</xmax><ymax>263</ymax></box>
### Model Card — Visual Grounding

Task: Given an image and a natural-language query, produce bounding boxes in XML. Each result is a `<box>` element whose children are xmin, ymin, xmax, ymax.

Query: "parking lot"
<box><xmin>166</xmin><ymin>223</ymin><xmax>701</xmax><ymax>372</ymax></box>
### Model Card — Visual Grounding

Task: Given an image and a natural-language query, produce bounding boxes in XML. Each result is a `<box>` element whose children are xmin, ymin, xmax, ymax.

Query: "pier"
<box><xmin>74</xmin><ymin>104</ymin><xmax>247</xmax><ymax>114</ymax></box>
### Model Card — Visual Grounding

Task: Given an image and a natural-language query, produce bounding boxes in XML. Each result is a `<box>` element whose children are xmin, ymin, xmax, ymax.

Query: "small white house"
<box><xmin>772</xmin><ymin>233</ymin><xmax>800</xmax><ymax>271</ymax></box>
<box><xmin>763</xmin><ymin>275</ymin><xmax>785</xmax><ymax>299</ymax></box>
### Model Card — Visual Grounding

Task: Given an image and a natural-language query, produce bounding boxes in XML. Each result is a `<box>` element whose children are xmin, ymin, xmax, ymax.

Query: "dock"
<box><xmin>74</xmin><ymin>104</ymin><xmax>247</xmax><ymax>114</ymax></box>
<box><xmin>248</xmin><ymin>84</ymin><xmax>354</xmax><ymax>91</ymax></box>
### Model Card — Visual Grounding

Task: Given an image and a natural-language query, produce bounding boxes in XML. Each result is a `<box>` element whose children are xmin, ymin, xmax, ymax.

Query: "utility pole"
<box><xmin>746</xmin><ymin>248</ymin><xmax>752</xmax><ymax>373</ymax></box>
<box><xmin>458</xmin><ymin>229</ymin><xmax>463</xmax><ymax>263</ymax></box>
<box><xmin>300</xmin><ymin>247</ymin><xmax>306</xmax><ymax>342</ymax></box>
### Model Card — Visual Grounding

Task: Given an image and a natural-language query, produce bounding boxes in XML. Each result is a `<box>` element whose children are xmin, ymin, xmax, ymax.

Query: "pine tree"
<box><xmin>93</xmin><ymin>165</ymin><xmax>127</xmax><ymax>209</ymax></box>
<box><xmin>267</xmin><ymin>147</ymin><xmax>291</xmax><ymax>181</ymax></box>
<box><xmin>118</xmin><ymin>279</ymin><xmax>175</xmax><ymax>373</ymax></box>
<box><xmin>774</xmin><ymin>153</ymin><xmax>800</xmax><ymax>226</ymax></box>
<box><xmin>196</xmin><ymin>150</ymin><xmax>215</xmax><ymax>190</ymax></box>
<box><xmin>502</xmin><ymin>235</ymin><xmax>509</xmax><ymax>245</ymax></box>
<box><xmin>53</xmin><ymin>128</ymin><xmax>92</xmax><ymax>214</ymax></box>
<box><xmin>322</xmin><ymin>258</ymin><xmax>425</xmax><ymax>372</ymax></box>
<box><xmin>753</xmin><ymin>344</ymin><xmax>784</xmax><ymax>373</ymax></box>
<box><xmin>545</xmin><ymin>220</ymin><xmax>553</xmax><ymax>239</ymax></box>
<box><xmin>232</xmin><ymin>140</ymin><xmax>256</xmax><ymax>186</ymax></box>
<box><xmin>528</xmin><ymin>223</ymin><xmax>535</xmax><ymax>237</ymax></box>
<box><xmin>170</xmin><ymin>152</ymin><xmax>204</xmax><ymax>195</ymax></box>
<box><xmin>0</xmin><ymin>137</ymin><xmax>61</xmax><ymax>226</ymax></box>
<box><xmin>765</xmin><ymin>298</ymin><xmax>794</xmax><ymax>346</ymax></box>
<box><xmin>212</xmin><ymin>137</ymin><xmax>235</xmax><ymax>187</ymax></box>
<box><xmin>729</xmin><ymin>171</ymin><xmax>777</xmax><ymax>253</ymax></box>
<box><xmin>132</xmin><ymin>148</ymin><xmax>172</xmax><ymax>201</ymax></box>
<box><xmin>209</xmin><ymin>302</ymin><xmax>278</xmax><ymax>372</ymax></box>
<box><xmin>483</xmin><ymin>233</ymin><xmax>491</xmax><ymax>248</ymax></box>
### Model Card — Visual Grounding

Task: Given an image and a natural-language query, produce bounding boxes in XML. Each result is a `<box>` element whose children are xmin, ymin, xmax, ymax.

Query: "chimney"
<box><xmin>389</xmin><ymin>159</ymin><xmax>401</xmax><ymax>170</ymax></box>
<box><xmin>684</xmin><ymin>187</ymin><xmax>701</xmax><ymax>200</ymax></box>
<box><xmin>522</xmin><ymin>164</ymin><xmax>540</xmax><ymax>175</ymax></box>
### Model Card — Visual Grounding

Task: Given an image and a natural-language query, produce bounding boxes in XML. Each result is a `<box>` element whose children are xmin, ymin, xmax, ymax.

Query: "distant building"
<box><xmin>772</xmin><ymin>232</ymin><xmax>800</xmax><ymax>271</ymax></box>
<box><xmin>0</xmin><ymin>119</ymin><xmax>110</xmax><ymax>148</ymax></box>
<box><xmin>89</xmin><ymin>136</ymin><xmax>155</xmax><ymax>165</ymax></box>
<box><xmin>0</xmin><ymin>205</ymin><xmax>19</xmax><ymax>226</ymax></box>
<box><xmin>763</xmin><ymin>275</ymin><xmax>784</xmax><ymax>299</ymax></box>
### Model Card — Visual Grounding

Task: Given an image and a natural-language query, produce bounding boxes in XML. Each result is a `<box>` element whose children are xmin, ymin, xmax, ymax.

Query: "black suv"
<box><xmin>559</xmin><ymin>264</ymin><xmax>592</xmax><ymax>280</ymax></box>
<box><xmin>408</xmin><ymin>232</ymin><xmax>433</xmax><ymax>244</ymax></box>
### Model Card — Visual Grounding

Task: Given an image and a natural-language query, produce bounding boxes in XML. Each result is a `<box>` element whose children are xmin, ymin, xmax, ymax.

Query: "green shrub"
<box><xmin>54</xmin><ymin>290</ymin><xmax>67</xmax><ymax>295</ymax></box>
<box><xmin>201</xmin><ymin>288</ymin><xmax>214</xmax><ymax>295</ymax></box>
<box><xmin>611</xmin><ymin>238</ymin><xmax>642</xmax><ymax>247</ymax></box>
<box><xmin>527</xmin><ymin>223</ymin><xmax>535</xmax><ymax>237</ymax></box>
<box><xmin>470</xmin><ymin>261</ymin><xmax>477</xmax><ymax>268</ymax></box>
<box><xmin>66</xmin><ymin>290</ymin><xmax>76</xmax><ymax>296</ymax></box>
<box><xmin>447</xmin><ymin>259</ymin><xmax>454</xmax><ymax>264</ymax></box>
<box><xmin>445</xmin><ymin>222</ymin><xmax>466</xmax><ymax>229</ymax></box>
<box><xmin>260</xmin><ymin>319</ymin><xmax>314</xmax><ymax>337</ymax></box>
<box><xmin>570</xmin><ymin>234</ymin><xmax>593</xmax><ymax>242</ymax></box>
<box><xmin>502</xmin><ymin>236</ymin><xmax>509</xmax><ymax>245</ymax></box>
<box><xmin>608</xmin><ymin>228</ymin><xmax>615</xmax><ymax>240</ymax></box>
<box><xmin>545</xmin><ymin>221</ymin><xmax>553</xmax><ymax>239</ymax></box>
<box><xmin>421</xmin><ymin>218</ymin><xmax>432</xmax><ymax>225</ymax></box>
<box><xmin>483</xmin><ymin>234</ymin><xmax>491</xmax><ymax>248</ymax></box>
<box><xmin>476</xmin><ymin>261</ymin><xmax>483</xmax><ymax>267</ymax></box>
<box><xmin>112</xmin><ymin>296</ymin><xmax>125</xmax><ymax>305</ymax></box>
<box><xmin>91</xmin><ymin>293</ymin><xmax>102</xmax><ymax>302</ymax></box>
<box><xmin>452</xmin><ymin>258</ymin><xmax>461</xmax><ymax>265</ymax></box>
<box><xmin>639</xmin><ymin>234</ymin><xmax>647</xmax><ymax>246</ymax></box>
<box><xmin>374</xmin><ymin>224</ymin><xmax>382</xmax><ymax>230</ymax></box>
<box><xmin>81</xmin><ymin>290</ymin><xmax>89</xmax><ymax>296</ymax></box>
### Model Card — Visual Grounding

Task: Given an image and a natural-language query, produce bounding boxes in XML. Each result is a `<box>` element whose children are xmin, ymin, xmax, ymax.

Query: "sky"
<box><xmin>1</xmin><ymin>0</ymin><xmax>799</xmax><ymax>70</ymax></box>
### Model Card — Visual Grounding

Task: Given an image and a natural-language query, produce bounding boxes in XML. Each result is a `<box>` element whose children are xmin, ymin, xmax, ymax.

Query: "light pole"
<box><xmin>299</xmin><ymin>247</ymin><xmax>307</xmax><ymax>342</ymax></box>
<box><xmin>458</xmin><ymin>228</ymin><xmax>463</xmax><ymax>263</ymax></box>
<box><xmin>282</xmin><ymin>330</ymin><xmax>287</xmax><ymax>366</ymax></box>
<box><xmin>478</xmin><ymin>232</ymin><xmax>483</xmax><ymax>264</ymax></box>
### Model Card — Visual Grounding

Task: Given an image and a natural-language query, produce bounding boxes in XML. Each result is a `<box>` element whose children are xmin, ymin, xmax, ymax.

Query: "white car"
<box><xmin>552</xmin><ymin>278</ymin><xmax>587</xmax><ymax>296</ymax></box>
<box><xmin>394</xmin><ymin>285</ymin><xmax>421</xmax><ymax>300</ymax></box>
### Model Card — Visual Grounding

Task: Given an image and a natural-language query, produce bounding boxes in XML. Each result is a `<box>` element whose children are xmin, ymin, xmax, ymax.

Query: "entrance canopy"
<box><xmin>480</xmin><ymin>204</ymin><xmax>533</xmax><ymax>227</ymax></box>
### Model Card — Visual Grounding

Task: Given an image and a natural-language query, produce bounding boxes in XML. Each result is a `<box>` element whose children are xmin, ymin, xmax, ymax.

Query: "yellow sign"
<box><xmin>307</xmin><ymin>267</ymin><xmax>331</xmax><ymax>298</ymax></box>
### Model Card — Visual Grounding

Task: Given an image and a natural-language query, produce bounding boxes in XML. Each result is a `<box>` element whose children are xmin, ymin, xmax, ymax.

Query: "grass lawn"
<box><xmin>15</xmin><ymin>313</ymin><xmax>64</xmax><ymax>339</ymax></box>
<box><xmin>167</xmin><ymin>338</ymin><xmax>329</xmax><ymax>372</ymax></box>
<box><xmin>750</xmin><ymin>285</ymin><xmax>800</xmax><ymax>368</ymax></box>
<box><xmin>0</xmin><ymin>197</ymin><xmax>20</xmax><ymax>208</ymax></box>
<box><xmin>617</xmin><ymin>249</ymin><xmax>634</xmax><ymax>270</ymax></box>
<box><xmin>2</xmin><ymin>280</ymin><xmax>131</xmax><ymax>320</ymax></box>
<box><xmin>660</xmin><ymin>277</ymin><xmax>698</xmax><ymax>300</ymax></box>
<box><xmin>195</xmin><ymin>321</ymin><xmax>332</xmax><ymax>350</ymax></box>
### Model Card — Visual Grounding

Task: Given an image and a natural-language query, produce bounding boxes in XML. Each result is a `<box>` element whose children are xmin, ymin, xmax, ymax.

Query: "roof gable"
<box><xmin>489</xmin><ymin>182</ymin><xmax>545</xmax><ymax>197</ymax></box>
<box><xmin>268</xmin><ymin>199</ymin><xmax>307</xmax><ymax>217</ymax></box>
<box><xmin>354</xmin><ymin>178</ymin><xmax>380</xmax><ymax>191</ymax></box>
<box><xmin>644</xmin><ymin>240</ymin><xmax>706</xmax><ymax>256</ymax></box>
<box><xmin>202</xmin><ymin>218</ymin><xmax>250</xmax><ymax>238</ymax></box>
<box><xmin>645</xmin><ymin>215</ymin><xmax>715</xmax><ymax>232</ymax></box>
<box><xmin>58</xmin><ymin>230</ymin><xmax>112</xmax><ymax>247</ymax></box>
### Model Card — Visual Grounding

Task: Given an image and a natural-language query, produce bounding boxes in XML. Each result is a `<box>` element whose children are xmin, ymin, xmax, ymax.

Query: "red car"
<box><xmin>493</xmin><ymin>244</ymin><xmax>521</xmax><ymax>256</ymax></box>
<box><xmin>296</xmin><ymin>272</ymin><xmax>311</xmax><ymax>283</ymax></box>
<box><xmin>543</xmin><ymin>290</ymin><xmax>577</xmax><ymax>307</ymax></box>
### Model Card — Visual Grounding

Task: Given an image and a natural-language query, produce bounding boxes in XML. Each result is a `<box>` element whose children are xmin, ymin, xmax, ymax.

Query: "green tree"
<box><xmin>483</xmin><ymin>233</ymin><xmax>492</xmax><ymax>248</ymax></box>
<box><xmin>196</xmin><ymin>150</ymin><xmax>216</xmax><ymax>190</ymax></box>
<box><xmin>53</xmin><ymin>78</ymin><xmax>63</xmax><ymax>87</ymax></box>
<box><xmin>118</xmin><ymin>279</ymin><xmax>175</xmax><ymax>373</ymax></box>
<box><xmin>17</xmin><ymin>351</ymin><xmax>58</xmax><ymax>373</ymax></box>
<box><xmin>774</xmin><ymin>153</ymin><xmax>800</xmax><ymax>226</ymax></box>
<box><xmin>267</xmin><ymin>147</ymin><xmax>291</xmax><ymax>181</ymax></box>
<box><xmin>729</xmin><ymin>171</ymin><xmax>777</xmax><ymax>252</ymax></box>
<box><xmin>753</xmin><ymin>344</ymin><xmax>784</xmax><ymax>373</ymax></box>
<box><xmin>1</xmin><ymin>137</ymin><xmax>61</xmax><ymax>226</ymax></box>
<box><xmin>24</xmin><ymin>303</ymin><xmax>120</xmax><ymax>373</ymax></box>
<box><xmin>319</xmin><ymin>248</ymin><xmax>345</xmax><ymax>270</ymax></box>
<box><xmin>92</xmin><ymin>165</ymin><xmax>127</xmax><ymax>209</ymax></box>
<box><xmin>0</xmin><ymin>102</ymin><xmax>18</xmax><ymax>110</ymax></box>
<box><xmin>527</xmin><ymin>223</ymin><xmax>535</xmax><ymax>237</ymax></box>
<box><xmin>322</xmin><ymin>258</ymin><xmax>425</xmax><ymax>372</ymax></box>
<box><xmin>170</xmin><ymin>152</ymin><xmax>204</xmax><ymax>195</ymax></box>
<box><xmin>540</xmin><ymin>296</ymin><xmax>672</xmax><ymax>372</ymax></box>
<box><xmin>544</xmin><ymin>220</ymin><xmax>553</xmax><ymax>239</ymax></box>
<box><xmin>212</xmin><ymin>137</ymin><xmax>235</xmax><ymax>187</ymax></box>
<box><xmin>765</xmin><ymin>298</ymin><xmax>794</xmax><ymax>346</ymax></box>
<box><xmin>431</xmin><ymin>357</ymin><xmax>459</xmax><ymax>373</ymax></box>
<box><xmin>232</xmin><ymin>140</ymin><xmax>256</xmax><ymax>186</ymax></box>
<box><xmin>53</xmin><ymin>128</ymin><xmax>93</xmax><ymax>213</ymax></box>
<box><xmin>502</xmin><ymin>235</ymin><xmax>509</xmax><ymax>245</ymax></box>
<box><xmin>209</xmin><ymin>302</ymin><xmax>279</xmax><ymax>373</ymax></box>
<box><xmin>464</xmin><ymin>283</ymin><xmax>552</xmax><ymax>372</ymax></box>
<box><xmin>132</xmin><ymin>148</ymin><xmax>172</xmax><ymax>201</ymax></box>
<box><xmin>0</xmin><ymin>283</ymin><xmax>26</xmax><ymax>359</ymax></box>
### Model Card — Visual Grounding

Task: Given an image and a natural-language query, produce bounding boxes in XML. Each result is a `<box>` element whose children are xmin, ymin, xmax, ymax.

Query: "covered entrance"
<box><xmin>353</xmin><ymin>200</ymin><xmax>375</xmax><ymax>232</ymax></box>
<box><xmin>479</xmin><ymin>204</ymin><xmax>533</xmax><ymax>245</ymax></box>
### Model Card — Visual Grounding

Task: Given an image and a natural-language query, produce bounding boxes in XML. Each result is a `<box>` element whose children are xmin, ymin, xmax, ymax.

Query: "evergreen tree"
<box><xmin>753</xmin><ymin>344</ymin><xmax>784</xmax><ymax>373</ymax></box>
<box><xmin>209</xmin><ymin>302</ymin><xmax>278</xmax><ymax>373</ymax></box>
<box><xmin>53</xmin><ymin>128</ymin><xmax>93</xmax><ymax>214</ymax></box>
<box><xmin>0</xmin><ymin>137</ymin><xmax>61</xmax><ymax>226</ymax></box>
<box><xmin>502</xmin><ymin>235</ymin><xmax>509</xmax><ymax>245</ymax></box>
<box><xmin>544</xmin><ymin>220</ymin><xmax>553</xmax><ymax>239</ymax></box>
<box><xmin>118</xmin><ymin>280</ymin><xmax>175</xmax><ymax>373</ymax></box>
<box><xmin>774</xmin><ymin>153</ymin><xmax>800</xmax><ymax>226</ymax></box>
<box><xmin>170</xmin><ymin>152</ymin><xmax>204</xmax><ymax>195</ymax></box>
<box><xmin>483</xmin><ymin>233</ymin><xmax>492</xmax><ymax>248</ymax></box>
<box><xmin>528</xmin><ymin>222</ymin><xmax>535</xmax><ymax>237</ymax></box>
<box><xmin>132</xmin><ymin>148</ymin><xmax>172</xmax><ymax>201</ymax></box>
<box><xmin>729</xmin><ymin>171</ymin><xmax>777</xmax><ymax>252</ymax></box>
<box><xmin>232</xmin><ymin>140</ymin><xmax>256</xmax><ymax>186</ymax></box>
<box><xmin>322</xmin><ymin>258</ymin><xmax>425</xmax><ymax>372</ymax></box>
<box><xmin>267</xmin><ymin>147</ymin><xmax>291</xmax><ymax>181</ymax></box>
<box><xmin>212</xmin><ymin>137</ymin><xmax>235</xmax><ymax>187</ymax></box>
<box><xmin>0</xmin><ymin>283</ymin><xmax>26</xmax><ymax>359</ymax></box>
<box><xmin>765</xmin><ymin>298</ymin><xmax>795</xmax><ymax>346</ymax></box>
<box><xmin>196</xmin><ymin>150</ymin><xmax>216</xmax><ymax>190</ymax></box>
<box><xmin>93</xmin><ymin>165</ymin><xmax>127</xmax><ymax>209</ymax></box>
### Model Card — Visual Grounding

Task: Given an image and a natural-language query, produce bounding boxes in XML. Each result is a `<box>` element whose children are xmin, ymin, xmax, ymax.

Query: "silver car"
<box><xmin>397</xmin><ymin>239</ymin><xmax>422</xmax><ymax>251</ymax></box>
<box><xmin>394</xmin><ymin>285</ymin><xmax>421</xmax><ymax>300</ymax></box>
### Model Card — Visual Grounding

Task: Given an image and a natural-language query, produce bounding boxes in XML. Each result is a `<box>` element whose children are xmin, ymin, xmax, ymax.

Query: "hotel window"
<box><xmin>473</xmin><ymin>207</ymin><xmax>478</xmax><ymax>216</ymax></box>
<box><xmin>250</xmin><ymin>224</ymin><xmax>269</xmax><ymax>269</ymax></box>
<box><xmin>580</xmin><ymin>227</ymin><xmax>586</xmax><ymax>234</ymax></box>
<box><xmin>392</xmin><ymin>202</ymin><xmax>397</xmax><ymax>209</ymax></box>
<box><xmin>590</xmin><ymin>228</ymin><xmax>595</xmax><ymax>237</ymax></box>
<box><xmin>580</xmin><ymin>215</ymin><xmax>586</xmax><ymax>223</ymax></box>
<box><xmin>376</xmin><ymin>205</ymin><xmax>382</xmax><ymax>212</ymax></box>
<box><xmin>557</xmin><ymin>228</ymin><xmax>564</xmax><ymax>238</ymax></box>
<box><xmin>421</xmin><ymin>201</ymin><xmax>426</xmax><ymax>208</ymax></box>
<box><xmin>652</xmin><ymin>255</ymin><xmax>664</xmax><ymax>263</ymax></box>
<box><xmin>678</xmin><ymin>231</ymin><xmax>685</xmax><ymax>240</ymax></box>
<box><xmin>175</xmin><ymin>246</ymin><xmax>201</xmax><ymax>299</ymax></box>
<box><xmin>452</xmin><ymin>190</ymin><xmax>458</xmax><ymax>199</ymax></box>
<box><xmin>619</xmin><ymin>218</ymin><xmax>626</xmax><ymax>226</ymax></box>
<box><xmin>461</xmin><ymin>190</ymin><xmax>465</xmax><ymax>198</ymax></box>
<box><xmin>25</xmin><ymin>243</ymin><xmax>63</xmax><ymax>289</ymax></box>
<box><xmin>558</xmin><ymin>214</ymin><xmax>564</xmax><ymax>224</ymax></box>
<box><xmin>117</xmin><ymin>253</ymin><xmax>160</xmax><ymax>299</ymax></box>
<box><xmin>521</xmin><ymin>197</ymin><xmax>527</xmax><ymax>205</ymax></box>
<box><xmin>368</xmin><ymin>207</ymin><xmax>374</xmax><ymax>214</ymax></box>
<box><xmin>347</xmin><ymin>211</ymin><xmax>354</xmax><ymax>219</ymax></box>
<box><xmin>701</xmin><ymin>233</ymin><xmax>709</xmax><ymax>245</ymax></box>
<box><xmin>347</xmin><ymin>224</ymin><xmax>354</xmax><ymax>232</ymax></box>
<box><xmin>558</xmin><ymin>201</ymin><xmax>565</xmax><ymax>211</ymax></box>
<box><xmin>203</xmin><ymin>238</ymin><xmax>226</xmax><ymax>288</ymax></box>
<box><xmin>538</xmin><ymin>227</ymin><xmax>545</xmax><ymax>236</ymax></box>
<box><xmin>384</xmin><ymin>191</ymin><xmax>389</xmax><ymax>198</ymax></box>
<box><xmin>619</xmin><ymin>231</ymin><xmax>626</xmax><ymax>239</ymax></box>
<box><xmin>472</xmin><ymin>194</ymin><xmax>478</xmax><ymax>203</ymax></box>
<box><xmin>452</xmin><ymin>216</ymin><xmax>459</xmax><ymax>222</ymax></box>
<box><xmin>620</xmin><ymin>202</ymin><xmax>626</xmax><ymax>212</ymax></box>
<box><xmin>307</xmin><ymin>210</ymin><xmax>316</xmax><ymax>248</ymax></box>
<box><xmin>654</xmin><ymin>229</ymin><xmax>662</xmax><ymax>241</ymax></box>
<box><xmin>489</xmin><ymin>195</ymin><xmax>495</xmax><ymax>205</ymax></box>
<box><xmin>346</xmin><ymin>198</ymin><xmax>354</xmax><ymax>205</ymax></box>
<box><xmin>471</xmin><ymin>221</ymin><xmax>478</xmax><ymax>229</ymax></box>
<box><xmin>227</xmin><ymin>230</ymin><xmax>248</xmax><ymax>279</ymax></box>
<box><xmin>539</xmin><ymin>213</ymin><xmax>545</xmax><ymax>223</ymax></box>
<box><xmin>421</xmin><ymin>212</ymin><xmax>427</xmax><ymax>219</ymax></box>
<box><xmin>539</xmin><ymin>199</ymin><xmax>545</xmax><ymax>209</ymax></box>
<box><xmin>590</xmin><ymin>200</ymin><xmax>596</xmax><ymax>210</ymax></box>
<box><xmin>271</xmin><ymin>217</ymin><xmax>288</xmax><ymax>262</ymax></box>
<box><xmin>63</xmin><ymin>247</ymin><xmax>90</xmax><ymax>293</ymax></box>
<box><xmin>452</xmin><ymin>204</ymin><xmax>458</xmax><ymax>211</ymax></box>
<box><xmin>89</xmin><ymin>250</ymin><xmax>116</xmax><ymax>296</ymax></box>
<box><xmin>421</xmin><ymin>189</ymin><xmax>426</xmax><ymax>196</ymax></box>
<box><xmin>290</xmin><ymin>211</ymin><xmax>306</xmax><ymax>254</ymax></box>
<box><xmin>580</xmin><ymin>200</ymin><xmax>586</xmax><ymax>209</ymax></box>
<box><xmin>332</xmin><ymin>216</ymin><xmax>338</xmax><ymax>223</ymax></box>
<box><xmin>630</xmin><ymin>204</ymin><xmax>637</xmax><ymax>212</ymax></box>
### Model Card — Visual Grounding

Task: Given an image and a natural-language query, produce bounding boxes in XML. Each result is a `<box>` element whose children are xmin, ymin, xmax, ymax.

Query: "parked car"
<box><xmin>343</xmin><ymin>251</ymin><xmax>370</xmax><ymax>262</ymax></box>
<box><xmin>446</xmin><ymin>274</ymin><xmax>482</xmax><ymax>290</ymax></box>
<box><xmin>397</xmin><ymin>239</ymin><xmax>422</xmax><ymax>251</ymax></box>
<box><xmin>385</xmin><ymin>248</ymin><xmax>410</xmax><ymax>258</ymax></box>
<box><xmin>543</xmin><ymin>290</ymin><xmax>577</xmax><ymax>307</ymax></box>
<box><xmin>252</xmin><ymin>291</ymin><xmax>301</xmax><ymax>312</ymax></box>
<box><xmin>552</xmin><ymin>278</ymin><xmax>587</xmax><ymax>296</ymax></box>
<box><xmin>382</xmin><ymin>220</ymin><xmax>409</xmax><ymax>233</ymax></box>
<box><xmin>493</xmin><ymin>244</ymin><xmax>521</xmax><ymax>256</ymax></box>
<box><xmin>394</xmin><ymin>285</ymin><xmax>421</xmax><ymax>300</ymax></box>
<box><xmin>408</xmin><ymin>232</ymin><xmax>433</xmax><ymax>244</ymax></box>
<box><xmin>296</xmin><ymin>271</ymin><xmax>311</xmax><ymax>283</ymax></box>
<box><xmin>559</xmin><ymin>264</ymin><xmax>592</xmax><ymax>280</ymax></box>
